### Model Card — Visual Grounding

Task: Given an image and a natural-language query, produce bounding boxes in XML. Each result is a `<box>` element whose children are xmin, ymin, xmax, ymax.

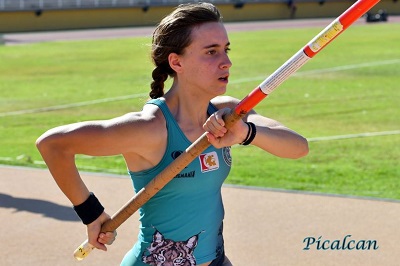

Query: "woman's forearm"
<box><xmin>36</xmin><ymin>135</ymin><xmax>90</xmax><ymax>205</ymax></box>
<box><xmin>251</xmin><ymin>125</ymin><xmax>309</xmax><ymax>159</ymax></box>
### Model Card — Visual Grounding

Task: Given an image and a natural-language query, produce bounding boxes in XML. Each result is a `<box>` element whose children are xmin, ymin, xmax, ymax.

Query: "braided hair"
<box><xmin>149</xmin><ymin>2</ymin><xmax>222</xmax><ymax>99</ymax></box>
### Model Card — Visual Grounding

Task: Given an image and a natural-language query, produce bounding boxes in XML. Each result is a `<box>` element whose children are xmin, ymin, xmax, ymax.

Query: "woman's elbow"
<box><xmin>36</xmin><ymin>130</ymin><xmax>63</xmax><ymax>157</ymax></box>
<box><xmin>292</xmin><ymin>137</ymin><xmax>309</xmax><ymax>159</ymax></box>
<box><xmin>36</xmin><ymin>133</ymin><xmax>52</xmax><ymax>157</ymax></box>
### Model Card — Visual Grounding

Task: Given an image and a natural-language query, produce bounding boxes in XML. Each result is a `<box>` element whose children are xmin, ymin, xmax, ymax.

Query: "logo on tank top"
<box><xmin>222</xmin><ymin>147</ymin><xmax>232</xmax><ymax>167</ymax></box>
<box><xmin>199</xmin><ymin>151</ymin><xmax>219</xmax><ymax>173</ymax></box>
<box><xmin>171</xmin><ymin>150</ymin><xmax>196</xmax><ymax>178</ymax></box>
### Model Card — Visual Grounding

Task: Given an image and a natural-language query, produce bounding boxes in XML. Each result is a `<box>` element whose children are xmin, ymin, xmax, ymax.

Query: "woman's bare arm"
<box><xmin>207</xmin><ymin>96</ymin><xmax>309</xmax><ymax>158</ymax></box>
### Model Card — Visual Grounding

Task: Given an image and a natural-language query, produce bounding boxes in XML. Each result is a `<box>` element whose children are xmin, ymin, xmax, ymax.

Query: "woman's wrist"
<box><xmin>73</xmin><ymin>192</ymin><xmax>104</xmax><ymax>225</ymax></box>
<box><xmin>239</xmin><ymin>122</ymin><xmax>251</xmax><ymax>144</ymax></box>
<box><xmin>240</xmin><ymin>122</ymin><xmax>257</xmax><ymax>146</ymax></box>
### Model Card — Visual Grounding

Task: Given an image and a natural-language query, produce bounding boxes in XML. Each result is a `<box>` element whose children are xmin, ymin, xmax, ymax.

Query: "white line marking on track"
<box><xmin>307</xmin><ymin>130</ymin><xmax>400</xmax><ymax>142</ymax></box>
<box><xmin>231</xmin><ymin>130</ymin><xmax>400</xmax><ymax>148</ymax></box>
<box><xmin>1</xmin><ymin>59</ymin><xmax>399</xmax><ymax>117</ymax></box>
<box><xmin>230</xmin><ymin>59</ymin><xmax>400</xmax><ymax>85</ymax></box>
<box><xmin>0</xmin><ymin>93</ymin><xmax>147</xmax><ymax>117</ymax></box>
<box><xmin>2</xmin><ymin>130</ymin><xmax>399</xmax><ymax>169</ymax></box>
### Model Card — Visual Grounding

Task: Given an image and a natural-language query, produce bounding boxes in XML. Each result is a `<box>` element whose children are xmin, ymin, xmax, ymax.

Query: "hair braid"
<box><xmin>150</xmin><ymin>65</ymin><xmax>169</xmax><ymax>99</ymax></box>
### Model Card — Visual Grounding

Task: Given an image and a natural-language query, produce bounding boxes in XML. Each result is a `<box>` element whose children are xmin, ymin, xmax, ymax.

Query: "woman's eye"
<box><xmin>206</xmin><ymin>48</ymin><xmax>230</xmax><ymax>55</ymax></box>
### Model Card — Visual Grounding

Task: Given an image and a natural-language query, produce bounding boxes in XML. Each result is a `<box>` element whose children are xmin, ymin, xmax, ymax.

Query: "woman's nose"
<box><xmin>220</xmin><ymin>54</ymin><xmax>232</xmax><ymax>69</ymax></box>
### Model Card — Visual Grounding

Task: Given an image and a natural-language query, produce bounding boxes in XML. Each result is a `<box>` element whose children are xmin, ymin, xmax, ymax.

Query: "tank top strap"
<box><xmin>145</xmin><ymin>98</ymin><xmax>219</xmax><ymax>144</ymax></box>
<box><xmin>146</xmin><ymin>98</ymin><xmax>173</xmax><ymax>122</ymax></box>
<box><xmin>146</xmin><ymin>98</ymin><xmax>189</xmax><ymax>144</ymax></box>
<box><xmin>146</xmin><ymin>98</ymin><xmax>219</xmax><ymax>117</ymax></box>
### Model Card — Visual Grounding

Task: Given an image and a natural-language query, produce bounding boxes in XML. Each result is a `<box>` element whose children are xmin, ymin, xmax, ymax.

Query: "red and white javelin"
<box><xmin>234</xmin><ymin>0</ymin><xmax>380</xmax><ymax>114</ymax></box>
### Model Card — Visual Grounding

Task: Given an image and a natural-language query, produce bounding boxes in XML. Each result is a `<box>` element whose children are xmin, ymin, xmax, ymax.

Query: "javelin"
<box><xmin>73</xmin><ymin>0</ymin><xmax>381</xmax><ymax>260</ymax></box>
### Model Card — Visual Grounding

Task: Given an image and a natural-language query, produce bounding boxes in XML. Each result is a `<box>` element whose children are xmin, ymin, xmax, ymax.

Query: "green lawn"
<box><xmin>0</xmin><ymin>22</ymin><xmax>399</xmax><ymax>200</ymax></box>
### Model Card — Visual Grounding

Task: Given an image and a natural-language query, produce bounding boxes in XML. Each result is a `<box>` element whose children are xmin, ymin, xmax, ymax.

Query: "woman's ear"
<box><xmin>168</xmin><ymin>53</ymin><xmax>183</xmax><ymax>73</ymax></box>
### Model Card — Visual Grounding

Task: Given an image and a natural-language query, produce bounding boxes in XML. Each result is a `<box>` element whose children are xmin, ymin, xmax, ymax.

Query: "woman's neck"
<box><xmin>164</xmin><ymin>85</ymin><xmax>212</xmax><ymax>134</ymax></box>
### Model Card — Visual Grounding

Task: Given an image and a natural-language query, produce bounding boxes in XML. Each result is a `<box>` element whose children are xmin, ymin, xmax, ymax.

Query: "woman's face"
<box><xmin>175</xmin><ymin>22</ymin><xmax>232</xmax><ymax>98</ymax></box>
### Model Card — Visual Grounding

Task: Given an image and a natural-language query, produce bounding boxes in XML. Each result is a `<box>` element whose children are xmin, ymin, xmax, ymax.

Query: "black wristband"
<box><xmin>240</xmin><ymin>122</ymin><xmax>251</xmax><ymax>145</ymax></box>
<box><xmin>73</xmin><ymin>192</ymin><xmax>104</xmax><ymax>225</ymax></box>
<box><xmin>241</xmin><ymin>122</ymin><xmax>257</xmax><ymax>146</ymax></box>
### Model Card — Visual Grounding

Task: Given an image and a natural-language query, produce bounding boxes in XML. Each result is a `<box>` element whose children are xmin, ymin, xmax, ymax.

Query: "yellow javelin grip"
<box><xmin>73</xmin><ymin>239</ymin><xmax>95</xmax><ymax>260</ymax></box>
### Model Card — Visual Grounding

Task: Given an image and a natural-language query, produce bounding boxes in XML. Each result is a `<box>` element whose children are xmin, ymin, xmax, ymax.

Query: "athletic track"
<box><xmin>1</xmin><ymin>17</ymin><xmax>399</xmax><ymax>266</ymax></box>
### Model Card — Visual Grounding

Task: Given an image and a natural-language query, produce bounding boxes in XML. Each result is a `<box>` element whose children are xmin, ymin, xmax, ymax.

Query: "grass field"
<box><xmin>0</xmin><ymin>22</ymin><xmax>399</xmax><ymax>200</ymax></box>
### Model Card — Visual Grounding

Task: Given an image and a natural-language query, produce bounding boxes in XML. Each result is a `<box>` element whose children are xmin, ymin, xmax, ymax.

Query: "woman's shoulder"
<box><xmin>113</xmin><ymin>102</ymin><xmax>166</xmax><ymax>132</ymax></box>
<box><xmin>210</xmin><ymin>95</ymin><xmax>240</xmax><ymax>109</ymax></box>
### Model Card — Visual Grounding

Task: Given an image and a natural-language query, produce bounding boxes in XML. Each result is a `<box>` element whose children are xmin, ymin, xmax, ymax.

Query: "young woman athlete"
<box><xmin>36</xmin><ymin>3</ymin><xmax>309</xmax><ymax>265</ymax></box>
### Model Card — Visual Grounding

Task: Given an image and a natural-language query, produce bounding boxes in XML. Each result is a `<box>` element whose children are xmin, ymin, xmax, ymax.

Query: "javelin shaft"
<box><xmin>73</xmin><ymin>0</ymin><xmax>380</xmax><ymax>260</ymax></box>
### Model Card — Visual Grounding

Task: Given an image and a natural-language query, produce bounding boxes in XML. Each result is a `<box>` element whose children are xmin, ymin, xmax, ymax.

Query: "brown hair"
<box><xmin>149</xmin><ymin>2</ymin><xmax>222</xmax><ymax>99</ymax></box>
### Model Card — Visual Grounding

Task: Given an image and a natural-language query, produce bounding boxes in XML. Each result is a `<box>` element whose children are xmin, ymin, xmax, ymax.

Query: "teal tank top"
<box><xmin>121</xmin><ymin>98</ymin><xmax>232</xmax><ymax>265</ymax></box>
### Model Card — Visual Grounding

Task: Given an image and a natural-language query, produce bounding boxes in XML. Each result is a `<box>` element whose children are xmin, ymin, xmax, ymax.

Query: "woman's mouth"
<box><xmin>218</xmin><ymin>75</ymin><xmax>229</xmax><ymax>82</ymax></box>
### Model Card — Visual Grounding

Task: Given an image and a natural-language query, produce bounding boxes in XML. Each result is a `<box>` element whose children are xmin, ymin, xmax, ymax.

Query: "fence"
<box><xmin>0</xmin><ymin>0</ymin><xmax>297</xmax><ymax>11</ymax></box>
<box><xmin>1</xmin><ymin>0</ymin><xmax>397</xmax><ymax>33</ymax></box>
